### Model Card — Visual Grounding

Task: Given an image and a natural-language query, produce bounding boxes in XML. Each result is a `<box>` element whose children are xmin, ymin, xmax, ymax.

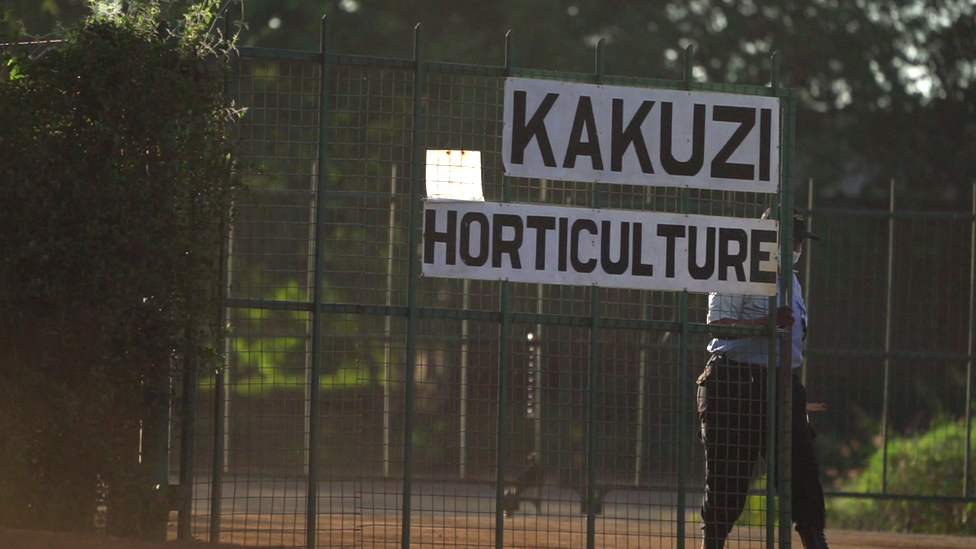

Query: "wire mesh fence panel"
<box><xmin>190</xmin><ymin>53</ymin><xmax>323</xmax><ymax>547</ymax></box>
<box><xmin>187</xmin><ymin>30</ymin><xmax>972</xmax><ymax>547</ymax></box>
<box><xmin>805</xmin><ymin>199</ymin><xmax>976</xmax><ymax>533</ymax></box>
<box><xmin>8</xmin><ymin>18</ymin><xmax>976</xmax><ymax>549</ymax></box>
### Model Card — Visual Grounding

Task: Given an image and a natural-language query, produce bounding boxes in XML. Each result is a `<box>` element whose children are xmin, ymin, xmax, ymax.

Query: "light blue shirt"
<box><xmin>706</xmin><ymin>273</ymin><xmax>806</xmax><ymax>368</ymax></box>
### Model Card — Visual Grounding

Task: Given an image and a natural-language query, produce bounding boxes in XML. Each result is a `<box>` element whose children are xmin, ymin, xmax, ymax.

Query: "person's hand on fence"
<box><xmin>774</xmin><ymin>306</ymin><xmax>795</xmax><ymax>329</ymax></box>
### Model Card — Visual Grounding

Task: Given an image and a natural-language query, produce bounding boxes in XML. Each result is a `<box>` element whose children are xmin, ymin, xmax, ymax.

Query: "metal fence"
<box><xmin>176</xmin><ymin>18</ymin><xmax>976</xmax><ymax>549</ymax></box>
<box><xmin>803</xmin><ymin>183</ymin><xmax>976</xmax><ymax>508</ymax></box>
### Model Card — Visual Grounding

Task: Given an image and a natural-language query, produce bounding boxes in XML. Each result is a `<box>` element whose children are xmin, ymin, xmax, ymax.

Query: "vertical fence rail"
<box><xmin>493</xmin><ymin>281</ymin><xmax>511</xmax><ymax>549</ymax></box>
<box><xmin>208</xmin><ymin>209</ymin><xmax>229</xmax><ymax>542</ymax></box>
<box><xmin>766</xmin><ymin>55</ymin><xmax>780</xmax><ymax>549</ymax></box>
<box><xmin>401</xmin><ymin>23</ymin><xmax>426</xmax><ymax>549</ymax></box>
<box><xmin>802</xmin><ymin>179</ymin><xmax>813</xmax><ymax>386</ymax></box>
<box><xmin>675</xmin><ymin>44</ymin><xmax>694</xmax><ymax>549</ymax></box>
<box><xmin>676</xmin><ymin>290</ymin><xmax>690</xmax><ymax>549</ymax></box>
<box><xmin>198</xmin><ymin>10</ymin><xmax>234</xmax><ymax>542</ymax></box>
<box><xmin>177</xmin><ymin>335</ymin><xmax>197</xmax><ymax>541</ymax></box>
<box><xmin>967</xmin><ymin>182</ymin><xmax>976</xmax><ymax>499</ymax></box>
<box><xmin>880</xmin><ymin>179</ymin><xmax>895</xmax><ymax>494</ymax></box>
<box><xmin>203</xmin><ymin>32</ymin><xmax>818</xmax><ymax>549</ymax></box>
<box><xmin>304</xmin><ymin>14</ymin><xmax>332</xmax><ymax>549</ymax></box>
<box><xmin>584</xmin><ymin>39</ymin><xmax>606</xmax><ymax>549</ymax></box>
<box><xmin>777</xmin><ymin>68</ymin><xmax>798</xmax><ymax>549</ymax></box>
<box><xmin>384</xmin><ymin>165</ymin><xmax>397</xmax><ymax>479</ymax></box>
<box><xmin>493</xmin><ymin>36</ymin><xmax>514</xmax><ymax>549</ymax></box>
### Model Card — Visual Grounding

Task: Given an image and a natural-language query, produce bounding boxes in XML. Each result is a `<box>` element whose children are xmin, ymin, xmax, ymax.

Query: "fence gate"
<box><xmin>187</xmin><ymin>18</ymin><xmax>800</xmax><ymax>549</ymax></box>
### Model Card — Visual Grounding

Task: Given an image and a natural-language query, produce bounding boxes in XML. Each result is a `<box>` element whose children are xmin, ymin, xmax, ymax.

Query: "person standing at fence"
<box><xmin>696</xmin><ymin>208</ymin><xmax>829</xmax><ymax>549</ymax></box>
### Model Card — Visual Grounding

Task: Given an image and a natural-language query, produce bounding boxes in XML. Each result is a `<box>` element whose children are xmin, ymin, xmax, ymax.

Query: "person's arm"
<box><xmin>707</xmin><ymin>292</ymin><xmax>795</xmax><ymax>338</ymax></box>
<box><xmin>710</xmin><ymin>307</ymin><xmax>794</xmax><ymax>329</ymax></box>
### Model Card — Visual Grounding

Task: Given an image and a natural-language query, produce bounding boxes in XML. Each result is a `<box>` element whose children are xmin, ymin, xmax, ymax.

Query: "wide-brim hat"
<box><xmin>762</xmin><ymin>207</ymin><xmax>821</xmax><ymax>240</ymax></box>
<box><xmin>792</xmin><ymin>211</ymin><xmax>820</xmax><ymax>241</ymax></box>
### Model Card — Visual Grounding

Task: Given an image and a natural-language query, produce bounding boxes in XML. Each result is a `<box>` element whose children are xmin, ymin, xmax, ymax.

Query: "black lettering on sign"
<box><xmin>611</xmin><ymin>99</ymin><xmax>655</xmax><ymax>173</ymax></box>
<box><xmin>492</xmin><ymin>214</ymin><xmax>523</xmax><ymax>269</ymax></box>
<box><xmin>718</xmin><ymin>228</ymin><xmax>748</xmax><ymax>281</ymax></box>
<box><xmin>527</xmin><ymin>215</ymin><xmax>556</xmax><ymax>270</ymax></box>
<box><xmin>460</xmin><ymin>212</ymin><xmax>489</xmax><ymax>267</ymax></box>
<box><xmin>558</xmin><ymin>217</ymin><xmax>569</xmax><ymax>272</ymax></box>
<box><xmin>631</xmin><ymin>223</ymin><xmax>653</xmax><ymax>277</ymax></box>
<box><xmin>687</xmin><ymin>226</ymin><xmax>716</xmax><ymax>280</ymax></box>
<box><xmin>563</xmin><ymin>96</ymin><xmax>604</xmax><ymax>170</ymax></box>
<box><xmin>600</xmin><ymin>221</ymin><xmax>630</xmax><ymax>275</ymax></box>
<box><xmin>657</xmin><ymin>224</ymin><xmax>686</xmax><ymax>278</ymax></box>
<box><xmin>750</xmin><ymin>229</ymin><xmax>777</xmax><ymax>283</ymax></box>
<box><xmin>424</xmin><ymin>209</ymin><xmax>457</xmax><ymax>265</ymax></box>
<box><xmin>660</xmin><ymin>103</ymin><xmax>705</xmax><ymax>176</ymax></box>
<box><xmin>759</xmin><ymin>108</ymin><xmax>771</xmax><ymax>181</ymax></box>
<box><xmin>511</xmin><ymin>91</ymin><xmax>559</xmax><ymax>166</ymax></box>
<box><xmin>571</xmin><ymin>219</ymin><xmax>598</xmax><ymax>273</ymax></box>
<box><xmin>710</xmin><ymin>106</ymin><xmax>755</xmax><ymax>180</ymax></box>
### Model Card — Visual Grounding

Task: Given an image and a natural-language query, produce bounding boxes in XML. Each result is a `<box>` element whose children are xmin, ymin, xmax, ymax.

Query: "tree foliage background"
<box><xmin>6</xmin><ymin>0</ymin><xmax>973</xmax><ymax>204</ymax></box>
<box><xmin>0</xmin><ymin>0</ymin><xmax>239</xmax><ymax>535</ymax></box>
<box><xmin>3</xmin><ymin>0</ymin><xmax>976</xmax><ymax>536</ymax></box>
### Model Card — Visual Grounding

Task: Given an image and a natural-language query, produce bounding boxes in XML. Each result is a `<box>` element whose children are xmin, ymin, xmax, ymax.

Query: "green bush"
<box><xmin>827</xmin><ymin>419</ymin><xmax>976</xmax><ymax>534</ymax></box>
<box><xmin>0</xmin><ymin>0</ymin><xmax>239</xmax><ymax>536</ymax></box>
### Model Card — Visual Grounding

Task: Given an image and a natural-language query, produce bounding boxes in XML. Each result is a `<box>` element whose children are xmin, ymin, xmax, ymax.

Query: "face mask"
<box><xmin>793</xmin><ymin>249</ymin><xmax>802</xmax><ymax>264</ymax></box>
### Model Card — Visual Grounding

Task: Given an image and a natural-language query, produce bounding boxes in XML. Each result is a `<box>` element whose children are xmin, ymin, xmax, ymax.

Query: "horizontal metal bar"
<box><xmin>227</xmin><ymin>297</ymin><xmax>315</xmax><ymax>311</ymax></box>
<box><xmin>237</xmin><ymin>46</ymin><xmax>322</xmax><ymax>61</ymax></box>
<box><xmin>807</xmin><ymin>347</ymin><xmax>971</xmax><ymax>362</ymax></box>
<box><xmin>826</xmin><ymin>490</ymin><xmax>976</xmax><ymax>504</ymax></box>
<box><xmin>237</xmin><ymin>188</ymin><xmax>366</xmax><ymax>200</ymax></box>
<box><xmin>225</xmin><ymin>297</ymin><xmax>750</xmax><ymax>335</ymax></box>
<box><xmin>237</xmin><ymin>48</ymin><xmax>792</xmax><ymax>98</ymax></box>
<box><xmin>330</xmin><ymin>53</ymin><xmax>414</xmax><ymax>69</ymax></box>
<box><xmin>804</xmin><ymin>207</ymin><xmax>976</xmax><ymax>221</ymax></box>
<box><xmin>333</xmin><ymin>54</ymin><xmax>510</xmax><ymax>77</ymax></box>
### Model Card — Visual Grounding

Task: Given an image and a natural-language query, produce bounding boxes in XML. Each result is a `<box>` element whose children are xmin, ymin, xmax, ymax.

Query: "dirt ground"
<box><xmin>2</xmin><ymin>520</ymin><xmax>974</xmax><ymax>549</ymax></box>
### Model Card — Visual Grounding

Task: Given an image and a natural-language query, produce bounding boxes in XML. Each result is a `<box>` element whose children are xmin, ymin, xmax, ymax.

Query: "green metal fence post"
<box><xmin>966</xmin><ymin>181</ymin><xmax>976</xmax><ymax>499</ymax></box>
<box><xmin>586</xmin><ymin>288</ymin><xmax>600</xmax><ymax>549</ymax></box>
<box><xmin>677</xmin><ymin>290</ymin><xmax>690</xmax><ymax>549</ymax></box>
<box><xmin>675</xmin><ymin>44</ymin><xmax>694</xmax><ymax>549</ymax></box>
<box><xmin>401</xmin><ymin>22</ymin><xmax>426</xmax><ymax>549</ymax></box>
<box><xmin>306</xmin><ymin>14</ymin><xmax>332</xmax><ymax>549</ymax></box>
<box><xmin>800</xmin><ymin>175</ymin><xmax>815</xmax><ymax>543</ymax></box>
<box><xmin>775</xmin><ymin>62</ymin><xmax>797</xmax><ymax>549</ymax></box>
<box><xmin>802</xmin><ymin>178</ymin><xmax>814</xmax><ymax>387</ymax></box>
<box><xmin>208</xmin><ymin>328</ymin><xmax>225</xmax><ymax>544</ymax></box>
<box><xmin>213</xmin><ymin>35</ymin><xmax>851</xmax><ymax>548</ymax></box>
<box><xmin>211</xmin><ymin>197</ymin><xmax>235</xmax><ymax>544</ymax></box>
<box><xmin>765</xmin><ymin>59</ymin><xmax>779</xmax><ymax>549</ymax></box>
<box><xmin>764</xmin><ymin>51</ymin><xmax>791</xmax><ymax>549</ymax></box>
<box><xmin>176</xmin><ymin>334</ymin><xmax>197</xmax><ymax>542</ymax></box>
<box><xmin>493</xmin><ymin>284</ymin><xmax>512</xmax><ymax>549</ymax></box>
<box><xmin>206</xmin><ymin>7</ymin><xmax>237</xmax><ymax>542</ymax></box>
<box><xmin>880</xmin><ymin>178</ymin><xmax>895</xmax><ymax>494</ymax></box>
<box><xmin>583</xmin><ymin>38</ymin><xmax>606</xmax><ymax>549</ymax></box>
<box><xmin>493</xmin><ymin>30</ymin><xmax>515</xmax><ymax>549</ymax></box>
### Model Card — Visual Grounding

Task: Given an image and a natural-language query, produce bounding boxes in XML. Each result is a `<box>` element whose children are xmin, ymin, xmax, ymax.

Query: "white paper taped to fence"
<box><xmin>425</xmin><ymin>150</ymin><xmax>484</xmax><ymax>201</ymax></box>
<box><xmin>502</xmin><ymin>77</ymin><xmax>780</xmax><ymax>193</ymax></box>
<box><xmin>422</xmin><ymin>200</ymin><xmax>780</xmax><ymax>295</ymax></box>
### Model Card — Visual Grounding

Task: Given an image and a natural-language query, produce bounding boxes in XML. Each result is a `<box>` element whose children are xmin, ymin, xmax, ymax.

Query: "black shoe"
<box><xmin>797</xmin><ymin>527</ymin><xmax>829</xmax><ymax>549</ymax></box>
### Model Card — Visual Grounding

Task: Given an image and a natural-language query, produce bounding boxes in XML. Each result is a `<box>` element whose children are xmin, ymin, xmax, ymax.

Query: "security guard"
<box><xmin>697</xmin><ymin>209</ymin><xmax>828</xmax><ymax>549</ymax></box>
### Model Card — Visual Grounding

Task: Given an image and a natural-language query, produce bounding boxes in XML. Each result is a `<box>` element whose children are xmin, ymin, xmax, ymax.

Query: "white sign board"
<box><xmin>423</xmin><ymin>200</ymin><xmax>780</xmax><ymax>295</ymax></box>
<box><xmin>502</xmin><ymin>77</ymin><xmax>780</xmax><ymax>193</ymax></box>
